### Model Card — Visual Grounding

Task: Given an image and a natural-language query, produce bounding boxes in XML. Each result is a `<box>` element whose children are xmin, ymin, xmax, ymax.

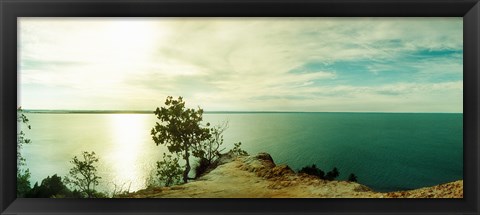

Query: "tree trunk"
<box><xmin>183</xmin><ymin>147</ymin><xmax>190</xmax><ymax>183</ymax></box>
<box><xmin>86</xmin><ymin>181</ymin><xmax>92</xmax><ymax>198</ymax></box>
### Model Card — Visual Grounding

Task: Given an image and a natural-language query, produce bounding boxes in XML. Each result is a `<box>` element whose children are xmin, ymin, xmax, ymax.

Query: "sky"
<box><xmin>18</xmin><ymin>18</ymin><xmax>463</xmax><ymax>112</ymax></box>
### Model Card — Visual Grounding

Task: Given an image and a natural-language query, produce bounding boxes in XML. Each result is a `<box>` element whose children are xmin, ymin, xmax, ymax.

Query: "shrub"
<box><xmin>156</xmin><ymin>153</ymin><xmax>183</xmax><ymax>187</ymax></box>
<box><xmin>69</xmin><ymin>189</ymin><xmax>85</xmax><ymax>198</ymax></box>
<box><xmin>347</xmin><ymin>173</ymin><xmax>358</xmax><ymax>182</ymax></box>
<box><xmin>17</xmin><ymin>169</ymin><xmax>32</xmax><ymax>197</ymax></box>
<box><xmin>194</xmin><ymin>122</ymin><xmax>228</xmax><ymax>164</ymax></box>
<box><xmin>194</xmin><ymin>157</ymin><xmax>211</xmax><ymax>178</ymax></box>
<box><xmin>298</xmin><ymin>164</ymin><xmax>325</xmax><ymax>179</ymax></box>
<box><xmin>325</xmin><ymin>167</ymin><xmax>340</xmax><ymax>181</ymax></box>
<box><xmin>229</xmin><ymin>142</ymin><xmax>248</xmax><ymax>156</ymax></box>
<box><xmin>26</xmin><ymin>174</ymin><xmax>71</xmax><ymax>198</ymax></box>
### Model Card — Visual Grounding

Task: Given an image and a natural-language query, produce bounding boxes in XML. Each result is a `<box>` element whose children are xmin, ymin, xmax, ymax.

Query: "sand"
<box><xmin>120</xmin><ymin>153</ymin><xmax>463</xmax><ymax>198</ymax></box>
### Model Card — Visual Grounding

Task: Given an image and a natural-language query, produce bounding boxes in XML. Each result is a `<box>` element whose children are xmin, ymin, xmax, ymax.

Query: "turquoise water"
<box><xmin>21</xmin><ymin>112</ymin><xmax>463</xmax><ymax>192</ymax></box>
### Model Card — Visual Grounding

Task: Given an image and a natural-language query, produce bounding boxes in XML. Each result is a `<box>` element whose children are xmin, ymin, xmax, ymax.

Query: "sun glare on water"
<box><xmin>107</xmin><ymin>114</ymin><xmax>151</xmax><ymax>191</ymax></box>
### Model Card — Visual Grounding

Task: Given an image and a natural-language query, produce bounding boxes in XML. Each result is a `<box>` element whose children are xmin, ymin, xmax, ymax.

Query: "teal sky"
<box><xmin>19</xmin><ymin>18</ymin><xmax>463</xmax><ymax>112</ymax></box>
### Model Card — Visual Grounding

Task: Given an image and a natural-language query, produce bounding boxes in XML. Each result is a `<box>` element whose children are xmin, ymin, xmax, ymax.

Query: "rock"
<box><xmin>215</xmin><ymin>151</ymin><xmax>240</xmax><ymax>165</ymax></box>
<box><xmin>240</xmin><ymin>153</ymin><xmax>294</xmax><ymax>179</ymax></box>
<box><xmin>353</xmin><ymin>184</ymin><xmax>372</xmax><ymax>192</ymax></box>
<box><xmin>242</xmin><ymin>153</ymin><xmax>276</xmax><ymax>173</ymax></box>
<box><xmin>385</xmin><ymin>180</ymin><xmax>463</xmax><ymax>198</ymax></box>
<box><xmin>271</xmin><ymin>165</ymin><xmax>294</xmax><ymax>176</ymax></box>
<box><xmin>254</xmin><ymin>152</ymin><xmax>275</xmax><ymax>163</ymax></box>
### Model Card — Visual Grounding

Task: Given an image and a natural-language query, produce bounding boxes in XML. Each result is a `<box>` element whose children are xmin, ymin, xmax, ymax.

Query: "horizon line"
<box><xmin>21</xmin><ymin>109</ymin><xmax>463</xmax><ymax>114</ymax></box>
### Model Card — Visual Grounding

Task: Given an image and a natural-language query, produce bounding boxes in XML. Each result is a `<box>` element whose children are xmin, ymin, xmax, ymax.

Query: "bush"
<box><xmin>298</xmin><ymin>164</ymin><xmax>325</xmax><ymax>179</ymax></box>
<box><xmin>156</xmin><ymin>153</ymin><xmax>183</xmax><ymax>187</ymax></box>
<box><xmin>325</xmin><ymin>167</ymin><xmax>340</xmax><ymax>181</ymax></box>
<box><xmin>194</xmin><ymin>122</ymin><xmax>228</xmax><ymax>164</ymax></box>
<box><xmin>17</xmin><ymin>169</ymin><xmax>32</xmax><ymax>197</ymax></box>
<box><xmin>26</xmin><ymin>174</ymin><xmax>72</xmax><ymax>198</ymax></box>
<box><xmin>194</xmin><ymin>157</ymin><xmax>211</xmax><ymax>178</ymax></box>
<box><xmin>298</xmin><ymin>165</ymin><xmax>341</xmax><ymax>181</ymax></box>
<box><xmin>229</xmin><ymin>142</ymin><xmax>248</xmax><ymax>156</ymax></box>
<box><xmin>69</xmin><ymin>189</ymin><xmax>85</xmax><ymax>198</ymax></box>
<box><xmin>347</xmin><ymin>173</ymin><xmax>358</xmax><ymax>182</ymax></box>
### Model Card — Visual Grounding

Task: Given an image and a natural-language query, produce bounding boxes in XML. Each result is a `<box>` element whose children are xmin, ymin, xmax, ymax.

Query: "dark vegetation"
<box><xmin>155</xmin><ymin>153</ymin><xmax>183</xmax><ymax>187</ymax></box>
<box><xmin>229</xmin><ymin>142</ymin><xmax>248</xmax><ymax>156</ymax></box>
<box><xmin>298</xmin><ymin>164</ymin><xmax>325</xmax><ymax>178</ymax></box>
<box><xmin>17</xmin><ymin>107</ymin><xmax>32</xmax><ymax>197</ymax></box>
<box><xmin>194</xmin><ymin>157</ymin><xmax>212</xmax><ymax>179</ymax></box>
<box><xmin>325</xmin><ymin>167</ymin><xmax>340</xmax><ymax>181</ymax></box>
<box><xmin>348</xmin><ymin>173</ymin><xmax>358</xmax><ymax>182</ymax></box>
<box><xmin>298</xmin><ymin>165</ymin><xmax>358</xmax><ymax>182</ymax></box>
<box><xmin>26</xmin><ymin>174</ymin><xmax>83</xmax><ymax>198</ymax></box>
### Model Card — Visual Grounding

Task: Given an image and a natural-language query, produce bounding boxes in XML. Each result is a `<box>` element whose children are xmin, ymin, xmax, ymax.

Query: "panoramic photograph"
<box><xmin>17</xmin><ymin>17</ymin><xmax>463</xmax><ymax>198</ymax></box>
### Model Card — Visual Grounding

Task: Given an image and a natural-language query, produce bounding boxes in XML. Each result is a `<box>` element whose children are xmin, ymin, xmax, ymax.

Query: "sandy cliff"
<box><xmin>121</xmin><ymin>152</ymin><xmax>463</xmax><ymax>198</ymax></box>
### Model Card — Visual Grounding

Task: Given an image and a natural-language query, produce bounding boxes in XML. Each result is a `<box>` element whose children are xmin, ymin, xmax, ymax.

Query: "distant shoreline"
<box><xmin>23</xmin><ymin>110</ymin><xmax>463</xmax><ymax>114</ymax></box>
<box><xmin>24</xmin><ymin>110</ymin><xmax>154</xmax><ymax>114</ymax></box>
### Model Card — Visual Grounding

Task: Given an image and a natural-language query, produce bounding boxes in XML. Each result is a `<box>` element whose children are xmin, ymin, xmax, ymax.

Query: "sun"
<box><xmin>104</xmin><ymin>19</ymin><xmax>162</xmax><ymax>64</ymax></box>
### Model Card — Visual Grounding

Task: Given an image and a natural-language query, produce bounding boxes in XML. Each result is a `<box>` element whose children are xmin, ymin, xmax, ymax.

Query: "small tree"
<box><xmin>17</xmin><ymin>107</ymin><xmax>32</xmax><ymax>197</ymax></box>
<box><xmin>151</xmin><ymin>96</ymin><xmax>211</xmax><ymax>183</ymax></box>
<box><xmin>64</xmin><ymin>151</ymin><xmax>102</xmax><ymax>198</ymax></box>
<box><xmin>325</xmin><ymin>167</ymin><xmax>340</xmax><ymax>181</ymax></box>
<box><xmin>347</xmin><ymin>173</ymin><xmax>358</xmax><ymax>182</ymax></box>
<box><xmin>156</xmin><ymin>153</ymin><xmax>183</xmax><ymax>187</ymax></box>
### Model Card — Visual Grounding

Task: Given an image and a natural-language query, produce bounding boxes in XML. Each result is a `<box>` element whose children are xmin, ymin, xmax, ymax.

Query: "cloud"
<box><xmin>19</xmin><ymin>18</ymin><xmax>463</xmax><ymax>112</ymax></box>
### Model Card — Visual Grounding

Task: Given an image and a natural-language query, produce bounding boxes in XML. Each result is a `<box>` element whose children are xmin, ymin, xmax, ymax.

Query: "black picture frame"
<box><xmin>1</xmin><ymin>0</ymin><xmax>479</xmax><ymax>214</ymax></box>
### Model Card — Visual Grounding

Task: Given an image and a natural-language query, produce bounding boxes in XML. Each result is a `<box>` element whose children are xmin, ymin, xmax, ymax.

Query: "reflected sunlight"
<box><xmin>108</xmin><ymin>114</ymin><xmax>150</xmax><ymax>191</ymax></box>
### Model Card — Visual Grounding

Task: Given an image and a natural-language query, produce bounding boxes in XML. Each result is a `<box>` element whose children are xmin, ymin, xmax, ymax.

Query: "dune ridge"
<box><xmin>120</xmin><ymin>152</ymin><xmax>463</xmax><ymax>198</ymax></box>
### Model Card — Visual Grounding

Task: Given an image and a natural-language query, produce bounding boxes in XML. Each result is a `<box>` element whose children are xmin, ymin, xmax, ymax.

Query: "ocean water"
<box><xmin>20</xmin><ymin>112</ymin><xmax>463</xmax><ymax>193</ymax></box>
